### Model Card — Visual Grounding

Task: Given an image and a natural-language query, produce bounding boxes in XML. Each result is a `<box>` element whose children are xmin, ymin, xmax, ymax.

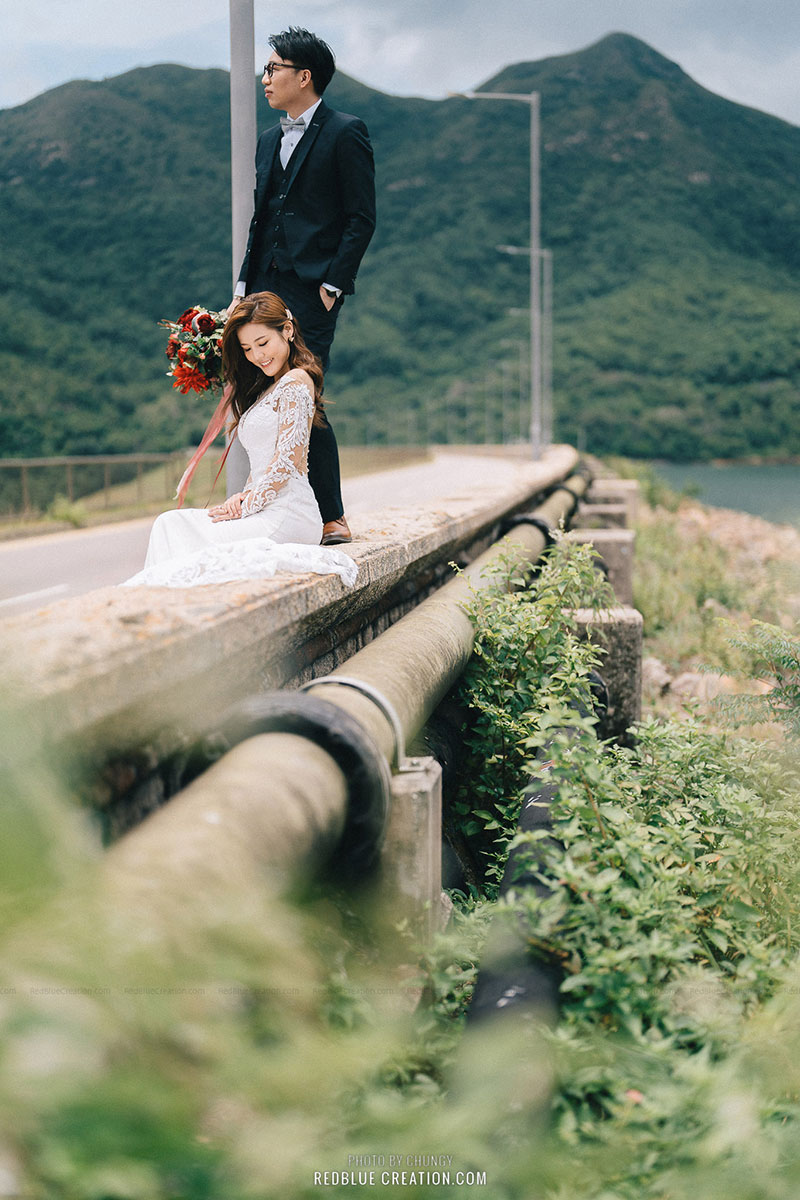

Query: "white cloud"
<box><xmin>2</xmin><ymin>0</ymin><xmax>799</xmax><ymax>125</ymax></box>
<box><xmin>671</xmin><ymin>37</ymin><xmax>800</xmax><ymax>123</ymax></box>
<box><xmin>0</xmin><ymin>3</ymin><xmax>228</xmax><ymax>108</ymax></box>
<box><xmin>2</xmin><ymin>2</ymin><xmax>224</xmax><ymax>48</ymax></box>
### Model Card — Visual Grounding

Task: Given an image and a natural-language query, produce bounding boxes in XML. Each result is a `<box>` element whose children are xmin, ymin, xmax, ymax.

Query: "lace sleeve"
<box><xmin>240</xmin><ymin>379</ymin><xmax>315</xmax><ymax>517</ymax></box>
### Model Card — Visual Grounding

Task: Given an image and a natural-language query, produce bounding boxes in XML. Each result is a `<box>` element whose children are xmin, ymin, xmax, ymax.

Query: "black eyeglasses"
<box><xmin>263</xmin><ymin>62</ymin><xmax>304</xmax><ymax>79</ymax></box>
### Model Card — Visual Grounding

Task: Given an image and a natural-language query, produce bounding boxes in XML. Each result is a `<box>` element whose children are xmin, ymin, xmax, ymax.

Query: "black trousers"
<box><xmin>250</xmin><ymin>264</ymin><xmax>345</xmax><ymax>524</ymax></box>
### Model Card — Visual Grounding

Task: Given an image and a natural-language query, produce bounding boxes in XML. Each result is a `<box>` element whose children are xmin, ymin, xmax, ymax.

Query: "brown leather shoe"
<box><xmin>321</xmin><ymin>516</ymin><xmax>352</xmax><ymax>546</ymax></box>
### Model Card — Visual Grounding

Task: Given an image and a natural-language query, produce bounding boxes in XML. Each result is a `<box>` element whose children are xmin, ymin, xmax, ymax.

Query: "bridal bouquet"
<box><xmin>162</xmin><ymin>306</ymin><xmax>226</xmax><ymax>393</ymax></box>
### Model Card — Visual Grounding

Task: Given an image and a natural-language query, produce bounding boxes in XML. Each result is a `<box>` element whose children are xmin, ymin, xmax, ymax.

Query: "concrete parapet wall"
<box><xmin>572</xmin><ymin>605</ymin><xmax>643</xmax><ymax>743</ymax></box>
<box><xmin>3</xmin><ymin>446</ymin><xmax>580</xmax><ymax>826</ymax></box>
<box><xmin>566</xmin><ymin>528</ymin><xmax>635</xmax><ymax>606</ymax></box>
<box><xmin>574</xmin><ymin>501</ymin><xmax>629</xmax><ymax>529</ymax></box>
<box><xmin>382</xmin><ymin>757</ymin><xmax>443</xmax><ymax>939</ymax></box>
<box><xmin>586</xmin><ymin>478</ymin><xmax>641</xmax><ymax>526</ymax></box>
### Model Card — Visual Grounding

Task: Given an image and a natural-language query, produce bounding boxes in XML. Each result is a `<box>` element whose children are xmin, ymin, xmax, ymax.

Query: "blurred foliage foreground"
<box><xmin>3</xmin><ymin>535</ymin><xmax>800</xmax><ymax>1199</ymax></box>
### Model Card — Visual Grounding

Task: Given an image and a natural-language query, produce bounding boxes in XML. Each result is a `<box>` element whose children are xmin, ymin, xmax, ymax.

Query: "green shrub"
<box><xmin>448</xmin><ymin>548</ymin><xmax>800</xmax><ymax>1198</ymax></box>
<box><xmin>47</xmin><ymin>493</ymin><xmax>88</xmax><ymax>528</ymax></box>
<box><xmin>720</xmin><ymin>620</ymin><xmax>800</xmax><ymax>738</ymax></box>
<box><xmin>512</xmin><ymin>712</ymin><xmax>800</xmax><ymax>1036</ymax></box>
<box><xmin>451</xmin><ymin>538</ymin><xmax>614</xmax><ymax>891</ymax></box>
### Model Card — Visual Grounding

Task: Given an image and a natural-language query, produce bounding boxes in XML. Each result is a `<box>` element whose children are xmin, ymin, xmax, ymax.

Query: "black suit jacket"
<box><xmin>239</xmin><ymin>100</ymin><xmax>376</xmax><ymax>295</ymax></box>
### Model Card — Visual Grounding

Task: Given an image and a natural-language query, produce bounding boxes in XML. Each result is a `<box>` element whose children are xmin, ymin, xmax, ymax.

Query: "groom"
<box><xmin>232</xmin><ymin>27</ymin><xmax>376</xmax><ymax>546</ymax></box>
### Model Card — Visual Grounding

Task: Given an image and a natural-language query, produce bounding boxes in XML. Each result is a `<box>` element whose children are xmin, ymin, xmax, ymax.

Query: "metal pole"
<box><xmin>542</xmin><ymin>248</ymin><xmax>553</xmax><ymax>447</ymax></box>
<box><xmin>529</xmin><ymin>92</ymin><xmax>542</xmax><ymax>460</ymax></box>
<box><xmin>484</xmin><ymin>372</ymin><xmax>492</xmax><ymax>444</ymax></box>
<box><xmin>450</xmin><ymin>90</ymin><xmax>543</xmax><ymax>460</ymax></box>
<box><xmin>502</xmin><ymin>360</ymin><xmax>511</xmax><ymax>444</ymax></box>
<box><xmin>519</xmin><ymin>341</ymin><xmax>526</xmax><ymax>442</ymax></box>
<box><xmin>227</xmin><ymin>0</ymin><xmax>257</xmax><ymax>495</ymax></box>
<box><xmin>229</xmin><ymin>0</ymin><xmax>256</xmax><ymax>294</ymax></box>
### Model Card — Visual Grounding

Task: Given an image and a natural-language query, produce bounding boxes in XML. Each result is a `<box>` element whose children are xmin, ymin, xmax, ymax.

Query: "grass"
<box><xmin>593</xmin><ymin>456</ymin><xmax>800</xmax><ymax>746</ymax></box>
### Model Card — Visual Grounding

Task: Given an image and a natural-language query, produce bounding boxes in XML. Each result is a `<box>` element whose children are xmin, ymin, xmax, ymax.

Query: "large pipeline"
<box><xmin>105</xmin><ymin>469</ymin><xmax>591</xmax><ymax>915</ymax></box>
<box><xmin>303</xmin><ymin>472</ymin><xmax>591</xmax><ymax>763</ymax></box>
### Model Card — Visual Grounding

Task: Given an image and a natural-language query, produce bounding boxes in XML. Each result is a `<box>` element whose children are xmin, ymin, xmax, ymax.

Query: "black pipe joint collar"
<box><xmin>220</xmin><ymin>693</ymin><xmax>391</xmax><ymax>880</ymax></box>
<box><xmin>499</xmin><ymin>512</ymin><xmax>557</xmax><ymax>546</ymax></box>
<box><xmin>548</xmin><ymin>482</ymin><xmax>585</xmax><ymax>506</ymax></box>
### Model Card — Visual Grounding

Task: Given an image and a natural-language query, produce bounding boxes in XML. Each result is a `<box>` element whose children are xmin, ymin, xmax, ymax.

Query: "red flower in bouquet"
<box><xmin>172</xmin><ymin>364</ymin><xmax>213</xmax><ymax>393</ymax></box>
<box><xmin>163</xmin><ymin>305</ymin><xmax>236</xmax><ymax>507</ymax></box>
<box><xmin>161</xmin><ymin>305</ymin><xmax>226</xmax><ymax>395</ymax></box>
<box><xmin>177</xmin><ymin>307</ymin><xmax>200</xmax><ymax>330</ymax></box>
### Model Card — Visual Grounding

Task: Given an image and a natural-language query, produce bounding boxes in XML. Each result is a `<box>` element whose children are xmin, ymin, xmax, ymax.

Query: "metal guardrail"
<box><xmin>0</xmin><ymin>453</ymin><xmax>183</xmax><ymax>516</ymax></box>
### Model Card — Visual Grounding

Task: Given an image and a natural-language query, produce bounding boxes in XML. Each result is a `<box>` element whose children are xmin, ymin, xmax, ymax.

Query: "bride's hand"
<box><xmin>208</xmin><ymin>492</ymin><xmax>245</xmax><ymax>522</ymax></box>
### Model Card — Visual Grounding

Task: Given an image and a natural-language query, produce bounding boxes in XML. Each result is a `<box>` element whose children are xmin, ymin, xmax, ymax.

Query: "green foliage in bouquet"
<box><xmin>162</xmin><ymin>306</ymin><xmax>226</xmax><ymax>394</ymax></box>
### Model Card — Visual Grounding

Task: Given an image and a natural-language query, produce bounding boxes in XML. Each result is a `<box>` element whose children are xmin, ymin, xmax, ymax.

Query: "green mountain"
<box><xmin>1</xmin><ymin>33</ymin><xmax>798</xmax><ymax>460</ymax></box>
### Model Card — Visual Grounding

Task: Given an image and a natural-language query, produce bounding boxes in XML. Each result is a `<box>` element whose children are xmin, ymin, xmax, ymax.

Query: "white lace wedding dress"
<box><xmin>122</xmin><ymin>375</ymin><xmax>357</xmax><ymax>588</ymax></box>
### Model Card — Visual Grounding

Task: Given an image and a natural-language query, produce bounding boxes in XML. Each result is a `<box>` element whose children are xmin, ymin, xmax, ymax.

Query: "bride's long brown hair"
<box><xmin>221</xmin><ymin>292</ymin><xmax>326</xmax><ymax>429</ymax></box>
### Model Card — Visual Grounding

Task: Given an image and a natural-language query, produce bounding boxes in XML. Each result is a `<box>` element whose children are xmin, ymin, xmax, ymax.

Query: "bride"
<box><xmin>124</xmin><ymin>293</ymin><xmax>357</xmax><ymax>588</ymax></box>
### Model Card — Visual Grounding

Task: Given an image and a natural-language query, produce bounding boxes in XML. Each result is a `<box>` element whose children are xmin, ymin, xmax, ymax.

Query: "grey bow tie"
<box><xmin>280</xmin><ymin>116</ymin><xmax>306</xmax><ymax>133</ymax></box>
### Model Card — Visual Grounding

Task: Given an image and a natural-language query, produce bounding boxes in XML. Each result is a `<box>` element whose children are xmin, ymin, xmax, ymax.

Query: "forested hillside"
<box><xmin>1</xmin><ymin>33</ymin><xmax>798</xmax><ymax>459</ymax></box>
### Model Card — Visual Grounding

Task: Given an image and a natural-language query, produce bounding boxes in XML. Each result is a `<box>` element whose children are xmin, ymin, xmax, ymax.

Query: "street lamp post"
<box><xmin>498</xmin><ymin>245</ymin><xmax>553</xmax><ymax>449</ymax></box>
<box><xmin>541</xmin><ymin>248</ymin><xmax>553</xmax><ymax>446</ymax></box>
<box><xmin>226</xmin><ymin>0</ymin><xmax>256</xmax><ymax>493</ymax></box>
<box><xmin>229</xmin><ymin>0</ymin><xmax>256</xmax><ymax>293</ymax></box>
<box><xmin>452</xmin><ymin>89</ymin><xmax>543</xmax><ymax>459</ymax></box>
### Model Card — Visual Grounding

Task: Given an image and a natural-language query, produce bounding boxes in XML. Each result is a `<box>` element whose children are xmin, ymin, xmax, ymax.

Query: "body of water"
<box><xmin>651</xmin><ymin>462</ymin><xmax>800</xmax><ymax>528</ymax></box>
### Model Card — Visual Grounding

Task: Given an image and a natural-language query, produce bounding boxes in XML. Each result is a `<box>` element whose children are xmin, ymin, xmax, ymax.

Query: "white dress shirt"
<box><xmin>279</xmin><ymin>98</ymin><xmax>322</xmax><ymax>168</ymax></box>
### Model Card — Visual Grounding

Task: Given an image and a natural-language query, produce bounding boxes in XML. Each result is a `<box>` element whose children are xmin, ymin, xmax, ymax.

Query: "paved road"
<box><xmin>0</xmin><ymin>452</ymin><xmax>522</xmax><ymax>616</ymax></box>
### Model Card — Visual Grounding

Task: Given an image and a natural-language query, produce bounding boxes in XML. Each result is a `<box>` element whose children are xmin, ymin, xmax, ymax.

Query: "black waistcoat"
<box><xmin>259</xmin><ymin>146</ymin><xmax>293</xmax><ymax>273</ymax></box>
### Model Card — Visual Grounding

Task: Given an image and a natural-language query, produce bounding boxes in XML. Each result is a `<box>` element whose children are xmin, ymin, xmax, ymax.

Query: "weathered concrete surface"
<box><xmin>586</xmin><ymin>478</ymin><xmax>641</xmax><ymax>526</ymax></box>
<box><xmin>572</xmin><ymin>606</ymin><xmax>643</xmax><ymax>742</ymax></box>
<box><xmin>575</xmin><ymin>502</ymin><xmax>629</xmax><ymax>530</ymax></box>
<box><xmin>382</xmin><ymin>758</ymin><xmax>443</xmax><ymax>938</ymax></box>
<box><xmin>3</xmin><ymin>445</ymin><xmax>579</xmax><ymax>760</ymax></box>
<box><xmin>566</xmin><ymin>528</ymin><xmax>635</xmax><ymax>606</ymax></box>
<box><xmin>0</xmin><ymin>450</ymin><xmax>572</xmax><ymax>615</ymax></box>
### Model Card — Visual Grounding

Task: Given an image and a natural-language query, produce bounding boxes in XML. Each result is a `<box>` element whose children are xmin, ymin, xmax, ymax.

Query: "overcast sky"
<box><xmin>3</xmin><ymin>0</ymin><xmax>799</xmax><ymax>126</ymax></box>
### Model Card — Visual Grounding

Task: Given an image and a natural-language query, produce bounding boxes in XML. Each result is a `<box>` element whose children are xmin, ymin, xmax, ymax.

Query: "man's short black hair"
<box><xmin>269</xmin><ymin>27</ymin><xmax>336</xmax><ymax>95</ymax></box>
